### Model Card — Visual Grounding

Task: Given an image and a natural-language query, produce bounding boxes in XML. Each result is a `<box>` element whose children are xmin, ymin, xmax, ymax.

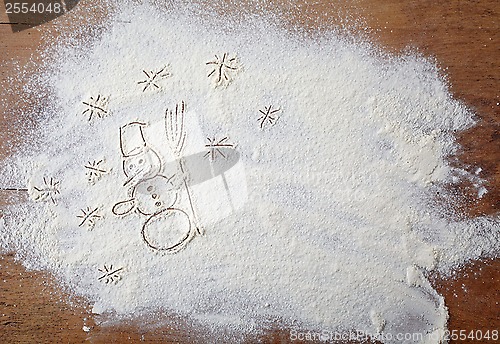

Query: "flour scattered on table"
<box><xmin>1</xmin><ymin>1</ymin><xmax>498</xmax><ymax>343</ymax></box>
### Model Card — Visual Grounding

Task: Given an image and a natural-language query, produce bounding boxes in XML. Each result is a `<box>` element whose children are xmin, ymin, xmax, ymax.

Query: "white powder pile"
<box><xmin>1</xmin><ymin>1</ymin><xmax>499</xmax><ymax>343</ymax></box>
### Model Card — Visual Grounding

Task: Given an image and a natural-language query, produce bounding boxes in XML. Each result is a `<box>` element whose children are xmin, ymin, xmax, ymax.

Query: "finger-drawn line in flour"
<box><xmin>206</xmin><ymin>53</ymin><xmax>239</xmax><ymax>86</ymax></box>
<box><xmin>112</xmin><ymin>174</ymin><xmax>179</xmax><ymax>213</ymax></box>
<box><xmin>0</xmin><ymin>187</ymin><xmax>28</xmax><ymax>192</ymax></box>
<box><xmin>85</xmin><ymin>160</ymin><xmax>108</xmax><ymax>183</ymax></box>
<box><xmin>77</xmin><ymin>207</ymin><xmax>102</xmax><ymax>229</ymax></box>
<box><xmin>33</xmin><ymin>177</ymin><xmax>60</xmax><ymax>204</ymax></box>
<box><xmin>82</xmin><ymin>95</ymin><xmax>108</xmax><ymax>121</ymax></box>
<box><xmin>141</xmin><ymin>207</ymin><xmax>191</xmax><ymax>252</ymax></box>
<box><xmin>165</xmin><ymin>101</ymin><xmax>203</xmax><ymax>238</ymax></box>
<box><xmin>258</xmin><ymin>105</ymin><xmax>280</xmax><ymax>129</ymax></box>
<box><xmin>112</xmin><ymin>113</ymin><xmax>199</xmax><ymax>254</ymax></box>
<box><xmin>137</xmin><ymin>65</ymin><xmax>171</xmax><ymax>92</ymax></box>
<box><xmin>112</xmin><ymin>103</ymin><xmax>242</xmax><ymax>253</ymax></box>
<box><xmin>98</xmin><ymin>265</ymin><xmax>123</xmax><ymax>284</ymax></box>
<box><xmin>204</xmin><ymin>137</ymin><xmax>234</xmax><ymax>160</ymax></box>
<box><xmin>165</xmin><ymin>102</ymin><xmax>187</xmax><ymax>157</ymax></box>
<box><xmin>119</xmin><ymin>121</ymin><xmax>162</xmax><ymax>187</ymax></box>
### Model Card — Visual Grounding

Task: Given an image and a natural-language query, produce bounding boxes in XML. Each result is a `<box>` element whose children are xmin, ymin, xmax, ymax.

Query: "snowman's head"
<box><xmin>134</xmin><ymin>175</ymin><xmax>178</xmax><ymax>215</ymax></box>
<box><xmin>122</xmin><ymin>147</ymin><xmax>162</xmax><ymax>186</ymax></box>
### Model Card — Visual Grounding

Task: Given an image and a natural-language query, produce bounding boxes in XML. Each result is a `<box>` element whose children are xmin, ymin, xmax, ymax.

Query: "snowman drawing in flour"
<box><xmin>113</xmin><ymin>102</ymin><xmax>203</xmax><ymax>253</ymax></box>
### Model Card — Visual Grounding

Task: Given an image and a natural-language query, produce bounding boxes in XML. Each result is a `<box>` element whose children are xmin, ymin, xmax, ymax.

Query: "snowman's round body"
<box><xmin>141</xmin><ymin>207</ymin><xmax>193</xmax><ymax>253</ymax></box>
<box><xmin>134</xmin><ymin>176</ymin><xmax>194</xmax><ymax>252</ymax></box>
<box><xmin>113</xmin><ymin>174</ymin><xmax>195</xmax><ymax>253</ymax></box>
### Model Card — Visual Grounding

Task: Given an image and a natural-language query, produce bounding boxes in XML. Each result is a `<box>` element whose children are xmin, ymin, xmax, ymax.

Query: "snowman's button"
<box><xmin>152</xmin><ymin>194</ymin><xmax>158</xmax><ymax>199</ymax></box>
<box><xmin>147</xmin><ymin>186</ymin><xmax>153</xmax><ymax>192</ymax></box>
<box><xmin>155</xmin><ymin>201</ymin><xmax>162</xmax><ymax>207</ymax></box>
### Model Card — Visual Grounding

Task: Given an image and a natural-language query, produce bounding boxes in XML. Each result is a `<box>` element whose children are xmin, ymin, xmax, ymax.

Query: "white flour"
<box><xmin>0</xmin><ymin>1</ymin><xmax>498</xmax><ymax>343</ymax></box>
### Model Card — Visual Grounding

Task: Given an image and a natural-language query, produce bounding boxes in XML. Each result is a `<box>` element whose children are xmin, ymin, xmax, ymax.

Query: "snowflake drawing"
<box><xmin>98</xmin><ymin>265</ymin><xmax>123</xmax><ymax>284</ymax></box>
<box><xmin>206</xmin><ymin>53</ymin><xmax>239</xmax><ymax>86</ymax></box>
<box><xmin>137</xmin><ymin>65</ymin><xmax>171</xmax><ymax>92</ymax></box>
<box><xmin>77</xmin><ymin>207</ymin><xmax>102</xmax><ymax>229</ymax></box>
<box><xmin>82</xmin><ymin>95</ymin><xmax>108</xmax><ymax>121</ymax></box>
<box><xmin>258</xmin><ymin>105</ymin><xmax>280</xmax><ymax>129</ymax></box>
<box><xmin>33</xmin><ymin>177</ymin><xmax>60</xmax><ymax>204</ymax></box>
<box><xmin>84</xmin><ymin>160</ymin><xmax>108</xmax><ymax>183</ymax></box>
<box><xmin>204</xmin><ymin>137</ymin><xmax>234</xmax><ymax>160</ymax></box>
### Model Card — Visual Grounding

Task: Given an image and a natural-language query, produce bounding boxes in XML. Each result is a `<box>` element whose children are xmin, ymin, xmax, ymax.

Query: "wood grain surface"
<box><xmin>0</xmin><ymin>0</ymin><xmax>498</xmax><ymax>343</ymax></box>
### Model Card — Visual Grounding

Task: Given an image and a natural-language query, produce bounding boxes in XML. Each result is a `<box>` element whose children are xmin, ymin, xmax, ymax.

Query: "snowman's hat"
<box><xmin>120</xmin><ymin>122</ymin><xmax>147</xmax><ymax>157</ymax></box>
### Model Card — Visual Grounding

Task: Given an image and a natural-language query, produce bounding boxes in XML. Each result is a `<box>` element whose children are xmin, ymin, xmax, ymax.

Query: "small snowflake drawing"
<box><xmin>77</xmin><ymin>207</ymin><xmax>102</xmax><ymax>229</ymax></box>
<box><xmin>84</xmin><ymin>160</ymin><xmax>108</xmax><ymax>183</ymax></box>
<box><xmin>137</xmin><ymin>65</ymin><xmax>171</xmax><ymax>92</ymax></box>
<box><xmin>204</xmin><ymin>137</ymin><xmax>234</xmax><ymax>160</ymax></box>
<box><xmin>82</xmin><ymin>95</ymin><xmax>108</xmax><ymax>121</ymax></box>
<box><xmin>206</xmin><ymin>53</ymin><xmax>239</xmax><ymax>86</ymax></box>
<box><xmin>98</xmin><ymin>264</ymin><xmax>123</xmax><ymax>284</ymax></box>
<box><xmin>258</xmin><ymin>105</ymin><xmax>280</xmax><ymax>129</ymax></box>
<box><xmin>32</xmin><ymin>177</ymin><xmax>60</xmax><ymax>204</ymax></box>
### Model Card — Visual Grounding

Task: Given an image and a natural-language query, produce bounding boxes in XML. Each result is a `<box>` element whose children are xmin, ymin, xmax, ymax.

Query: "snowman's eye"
<box><xmin>129</xmin><ymin>164</ymin><xmax>135</xmax><ymax>169</ymax></box>
<box><xmin>138</xmin><ymin>159</ymin><xmax>144</xmax><ymax>164</ymax></box>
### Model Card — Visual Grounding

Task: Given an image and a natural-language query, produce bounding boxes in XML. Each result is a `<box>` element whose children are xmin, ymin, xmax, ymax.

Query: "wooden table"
<box><xmin>0</xmin><ymin>1</ymin><xmax>498</xmax><ymax>343</ymax></box>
